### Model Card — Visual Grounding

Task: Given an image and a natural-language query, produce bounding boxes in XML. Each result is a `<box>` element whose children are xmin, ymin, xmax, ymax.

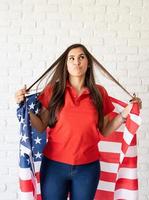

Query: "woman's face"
<box><xmin>66</xmin><ymin>47</ymin><xmax>88</xmax><ymax>78</ymax></box>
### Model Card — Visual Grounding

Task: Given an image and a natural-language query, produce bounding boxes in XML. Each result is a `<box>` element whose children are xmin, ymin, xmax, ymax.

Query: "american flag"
<box><xmin>17</xmin><ymin>93</ymin><xmax>46</xmax><ymax>200</ymax></box>
<box><xmin>17</xmin><ymin>94</ymin><xmax>141</xmax><ymax>200</ymax></box>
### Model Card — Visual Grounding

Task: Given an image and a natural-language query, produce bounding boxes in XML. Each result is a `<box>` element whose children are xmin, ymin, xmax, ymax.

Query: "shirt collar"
<box><xmin>66</xmin><ymin>80</ymin><xmax>90</xmax><ymax>94</ymax></box>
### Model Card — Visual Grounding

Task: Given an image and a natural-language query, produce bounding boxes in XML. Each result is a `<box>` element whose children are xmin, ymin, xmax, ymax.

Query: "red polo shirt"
<box><xmin>38</xmin><ymin>81</ymin><xmax>114</xmax><ymax>165</ymax></box>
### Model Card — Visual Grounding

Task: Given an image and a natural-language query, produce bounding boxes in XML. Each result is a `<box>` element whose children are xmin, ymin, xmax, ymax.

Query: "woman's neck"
<box><xmin>68</xmin><ymin>77</ymin><xmax>85</xmax><ymax>92</ymax></box>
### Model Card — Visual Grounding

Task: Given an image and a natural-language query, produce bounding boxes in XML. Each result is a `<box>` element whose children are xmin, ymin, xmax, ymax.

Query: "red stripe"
<box><xmin>99</xmin><ymin>152</ymin><xmax>120</xmax><ymax>163</ymax></box>
<box><xmin>121</xmin><ymin>135</ymin><xmax>137</xmax><ymax>155</ymax></box>
<box><xmin>35</xmin><ymin>172</ymin><xmax>40</xmax><ymax>183</ymax></box>
<box><xmin>95</xmin><ymin>189</ymin><xmax>114</xmax><ymax>200</ymax></box>
<box><xmin>121</xmin><ymin>157</ymin><xmax>137</xmax><ymax>168</ymax></box>
<box><xmin>115</xmin><ymin>178</ymin><xmax>138</xmax><ymax>190</ymax></box>
<box><xmin>131</xmin><ymin>103</ymin><xmax>140</xmax><ymax>115</ymax></box>
<box><xmin>130</xmin><ymin>134</ymin><xmax>137</xmax><ymax>146</ymax></box>
<box><xmin>20</xmin><ymin>179</ymin><xmax>34</xmax><ymax>192</ymax></box>
<box><xmin>100</xmin><ymin>171</ymin><xmax>117</xmax><ymax>182</ymax></box>
<box><xmin>110</xmin><ymin>97</ymin><xmax>127</xmax><ymax>107</ymax></box>
<box><xmin>126</xmin><ymin>117</ymin><xmax>139</xmax><ymax>134</ymax></box>
<box><xmin>121</xmin><ymin>139</ymin><xmax>132</xmax><ymax>154</ymax></box>
<box><xmin>100</xmin><ymin>129</ymin><xmax>123</xmax><ymax>142</ymax></box>
<box><xmin>37</xmin><ymin>194</ymin><xmax>42</xmax><ymax>200</ymax></box>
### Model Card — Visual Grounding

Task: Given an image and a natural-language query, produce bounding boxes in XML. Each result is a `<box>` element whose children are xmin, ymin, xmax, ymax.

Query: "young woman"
<box><xmin>15</xmin><ymin>44</ymin><xmax>142</xmax><ymax>200</ymax></box>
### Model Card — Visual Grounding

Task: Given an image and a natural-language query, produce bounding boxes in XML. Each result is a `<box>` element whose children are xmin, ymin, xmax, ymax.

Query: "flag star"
<box><xmin>26</xmin><ymin>158</ymin><xmax>30</xmax><ymax>165</ymax></box>
<box><xmin>34</xmin><ymin>152</ymin><xmax>42</xmax><ymax>159</ymax></box>
<box><xmin>26</xmin><ymin>98</ymin><xmax>29</xmax><ymax>102</ymax></box>
<box><xmin>17</xmin><ymin>114</ymin><xmax>22</xmax><ymax>119</ymax></box>
<box><xmin>21</xmin><ymin>134</ymin><xmax>28</xmax><ymax>142</ymax></box>
<box><xmin>20</xmin><ymin>146</ymin><xmax>25</xmax><ymax>157</ymax></box>
<box><xmin>20</xmin><ymin>132</ymin><xmax>24</xmax><ymax>139</ymax></box>
<box><xmin>20</xmin><ymin>117</ymin><xmax>25</xmax><ymax>124</ymax></box>
<box><xmin>35</xmin><ymin>108</ymin><xmax>39</xmax><ymax>114</ymax></box>
<box><xmin>34</xmin><ymin>136</ymin><xmax>42</xmax><ymax>144</ymax></box>
<box><xmin>29</xmin><ymin>102</ymin><xmax>35</xmax><ymax>110</ymax></box>
<box><xmin>23</xmin><ymin>124</ymin><xmax>27</xmax><ymax>130</ymax></box>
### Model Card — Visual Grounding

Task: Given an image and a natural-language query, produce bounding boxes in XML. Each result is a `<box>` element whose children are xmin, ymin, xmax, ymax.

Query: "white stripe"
<box><xmin>20</xmin><ymin>144</ymin><xmax>31</xmax><ymax>155</ymax></box>
<box><xmin>130</xmin><ymin>113</ymin><xmax>142</xmax><ymax>125</ymax></box>
<box><xmin>100</xmin><ymin>161</ymin><xmax>119</xmax><ymax>173</ymax></box>
<box><xmin>117</xmin><ymin>168</ymin><xmax>138</xmax><ymax>179</ymax></box>
<box><xmin>114</xmin><ymin>189</ymin><xmax>138</xmax><ymax>200</ymax></box>
<box><xmin>125</xmin><ymin>146</ymin><xmax>137</xmax><ymax>157</ymax></box>
<box><xmin>120</xmin><ymin>151</ymin><xmax>125</xmax><ymax>163</ymax></box>
<box><xmin>37</xmin><ymin>182</ymin><xmax>41</xmax><ymax>195</ymax></box>
<box><xmin>97</xmin><ymin>180</ymin><xmax>115</xmax><ymax>192</ymax></box>
<box><xmin>112</xmin><ymin>102</ymin><xmax>125</xmax><ymax>113</ymax></box>
<box><xmin>98</xmin><ymin>141</ymin><xmax>121</xmax><ymax>153</ymax></box>
<box><xmin>19</xmin><ymin>167</ymin><xmax>32</xmax><ymax>180</ymax></box>
<box><xmin>123</xmin><ymin>127</ymin><xmax>133</xmax><ymax>145</ymax></box>
<box><xmin>34</xmin><ymin>161</ymin><xmax>42</xmax><ymax>172</ymax></box>
<box><xmin>20</xmin><ymin>191</ymin><xmax>34</xmax><ymax>200</ymax></box>
<box><xmin>115</xmin><ymin>123</ymin><xmax>125</xmax><ymax>132</ymax></box>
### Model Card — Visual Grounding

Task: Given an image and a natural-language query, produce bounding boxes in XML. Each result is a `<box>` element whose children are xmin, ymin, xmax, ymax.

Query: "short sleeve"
<box><xmin>38</xmin><ymin>84</ymin><xmax>52</xmax><ymax>110</ymax></box>
<box><xmin>96</xmin><ymin>85</ymin><xmax>114</xmax><ymax>116</ymax></box>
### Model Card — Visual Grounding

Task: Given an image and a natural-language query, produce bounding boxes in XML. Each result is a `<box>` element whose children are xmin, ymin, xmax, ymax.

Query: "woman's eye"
<box><xmin>69</xmin><ymin>57</ymin><xmax>74</xmax><ymax>60</ymax></box>
<box><xmin>68</xmin><ymin>55</ymin><xmax>85</xmax><ymax>61</ymax></box>
<box><xmin>80</xmin><ymin>56</ymin><xmax>85</xmax><ymax>59</ymax></box>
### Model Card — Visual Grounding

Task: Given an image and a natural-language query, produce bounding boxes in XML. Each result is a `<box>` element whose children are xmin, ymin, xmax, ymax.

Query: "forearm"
<box><xmin>102</xmin><ymin>103</ymin><xmax>133</xmax><ymax>137</ymax></box>
<box><xmin>29</xmin><ymin>111</ymin><xmax>47</xmax><ymax>132</ymax></box>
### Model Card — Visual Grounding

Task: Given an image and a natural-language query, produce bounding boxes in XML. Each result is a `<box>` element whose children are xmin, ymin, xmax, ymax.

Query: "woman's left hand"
<box><xmin>129</xmin><ymin>94</ymin><xmax>142</xmax><ymax>109</ymax></box>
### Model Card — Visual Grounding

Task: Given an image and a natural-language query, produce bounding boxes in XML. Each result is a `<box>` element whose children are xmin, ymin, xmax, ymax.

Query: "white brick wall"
<box><xmin>0</xmin><ymin>0</ymin><xmax>148</xmax><ymax>199</ymax></box>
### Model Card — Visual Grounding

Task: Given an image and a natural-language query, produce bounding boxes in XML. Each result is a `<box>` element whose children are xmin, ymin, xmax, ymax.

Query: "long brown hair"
<box><xmin>46</xmin><ymin>43</ymin><xmax>104</xmax><ymax>131</ymax></box>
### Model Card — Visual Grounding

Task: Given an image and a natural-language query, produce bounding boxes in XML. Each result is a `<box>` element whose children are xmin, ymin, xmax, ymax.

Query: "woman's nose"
<box><xmin>74</xmin><ymin>58</ymin><xmax>80</xmax><ymax>65</ymax></box>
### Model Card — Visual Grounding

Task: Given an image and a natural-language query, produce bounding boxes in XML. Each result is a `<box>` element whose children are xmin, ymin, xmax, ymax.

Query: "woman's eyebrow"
<box><xmin>68</xmin><ymin>53</ymin><xmax>85</xmax><ymax>57</ymax></box>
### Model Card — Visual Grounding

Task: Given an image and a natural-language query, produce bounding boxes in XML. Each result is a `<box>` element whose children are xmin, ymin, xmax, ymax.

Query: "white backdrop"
<box><xmin>0</xmin><ymin>0</ymin><xmax>149</xmax><ymax>199</ymax></box>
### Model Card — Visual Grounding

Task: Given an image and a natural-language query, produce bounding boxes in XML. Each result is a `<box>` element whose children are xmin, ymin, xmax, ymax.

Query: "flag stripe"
<box><xmin>20</xmin><ymin>179</ymin><xmax>34</xmax><ymax>192</ymax></box>
<box><xmin>99</xmin><ymin>152</ymin><xmax>120</xmax><ymax>163</ymax></box>
<box><xmin>96</xmin><ymin>190</ymin><xmax>114</xmax><ymax>200</ymax></box>
<box><xmin>100</xmin><ymin>161</ymin><xmax>119</xmax><ymax>173</ymax></box>
<box><xmin>115</xmin><ymin>178</ymin><xmax>138</xmax><ymax>190</ymax></box>
<box><xmin>114</xmin><ymin>189</ymin><xmax>138</xmax><ymax>200</ymax></box>
<box><xmin>99</xmin><ymin>141</ymin><xmax>121</xmax><ymax>153</ymax></box>
<box><xmin>125</xmin><ymin>146</ymin><xmax>137</xmax><ymax>157</ymax></box>
<box><xmin>97</xmin><ymin>180</ymin><xmax>115</xmax><ymax>191</ymax></box>
<box><xmin>100</xmin><ymin>172</ymin><xmax>117</xmax><ymax>182</ymax></box>
<box><xmin>126</xmin><ymin>118</ymin><xmax>139</xmax><ymax>134</ymax></box>
<box><xmin>19</xmin><ymin>168</ymin><xmax>32</xmax><ymax>180</ymax></box>
<box><xmin>118</xmin><ymin>168</ymin><xmax>138</xmax><ymax>179</ymax></box>
<box><xmin>20</xmin><ymin>192</ymin><xmax>34</xmax><ymax>200</ymax></box>
<box><xmin>121</xmin><ymin>157</ymin><xmax>137</xmax><ymax>168</ymax></box>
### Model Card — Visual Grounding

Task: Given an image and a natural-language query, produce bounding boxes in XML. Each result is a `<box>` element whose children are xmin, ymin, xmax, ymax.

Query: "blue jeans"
<box><xmin>40</xmin><ymin>156</ymin><xmax>100</xmax><ymax>200</ymax></box>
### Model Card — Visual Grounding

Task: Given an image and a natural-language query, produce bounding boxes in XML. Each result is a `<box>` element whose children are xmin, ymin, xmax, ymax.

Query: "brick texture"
<box><xmin>0</xmin><ymin>0</ymin><xmax>148</xmax><ymax>199</ymax></box>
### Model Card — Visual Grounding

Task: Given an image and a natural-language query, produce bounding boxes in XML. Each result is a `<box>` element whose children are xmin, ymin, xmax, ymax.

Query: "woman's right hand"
<box><xmin>15</xmin><ymin>85</ymin><xmax>27</xmax><ymax>104</ymax></box>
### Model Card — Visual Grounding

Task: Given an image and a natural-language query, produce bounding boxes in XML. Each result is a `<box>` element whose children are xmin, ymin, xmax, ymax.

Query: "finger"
<box><xmin>16</xmin><ymin>95</ymin><xmax>25</xmax><ymax>104</ymax></box>
<box><xmin>130</xmin><ymin>97</ymin><xmax>141</xmax><ymax>102</ymax></box>
<box><xmin>21</xmin><ymin>87</ymin><xmax>27</xmax><ymax>94</ymax></box>
<box><xmin>24</xmin><ymin>84</ymin><xmax>27</xmax><ymax>90</ymax></box>
<box><xmin>131</xmin><ymin>99</ymin><xmax>141</xmax><ymax>104</ymax></box>
<box><xmin>15</xmin><ymin>92</ymin><xmax>26</xmax><ymax>102</ymax></box>
<box><xmin>133</xmin><ymin>100</ymin><xmax>142</xmax><ymax>109</ymax></box>
<box><xmin>16</xmin><ymin>90</ymin><xmax>25</xmax><ymax>96</ymax></box>
<box><xmin>23</xmin><ymin>84</ymin><xmax>28</xmax><ymax>94</ymax></box>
